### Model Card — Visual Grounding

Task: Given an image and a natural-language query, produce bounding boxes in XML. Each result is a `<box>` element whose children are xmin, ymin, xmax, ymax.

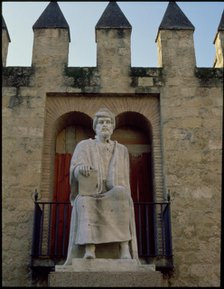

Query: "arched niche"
<box><xmin>113</xmin><ymin>112</ymin><xmax>156</xmax><ymax>260</ymax></box>
<box><xmin>53</xmin><ymin>111</ymin><xmax>94</xmax><ymax>202</ymax></box>
<box><xmin>54</xmin><ymin>111</ymin><xmax>94</xmax><ymax>155</ymax></box>
<box><xmin>49</xmin><ymin>112</ymin><xmax>94</xmax><ymax>258</ymax></box>
<box><xmin>113</xmin><ymin>111</ymin><xmax>154</xmax><ymax>201</ymax></box>
<box><xmin>52</xmin><ymin>110</ymin><xmax>156</xmax><ymax>261</ymax></box>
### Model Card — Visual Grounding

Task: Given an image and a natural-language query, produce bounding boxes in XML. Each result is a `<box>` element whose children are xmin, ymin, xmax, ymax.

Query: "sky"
<box><xmin>2</xmin><ymin>1</ymin><xmax>224</xmax><ymax>68</ymax></box>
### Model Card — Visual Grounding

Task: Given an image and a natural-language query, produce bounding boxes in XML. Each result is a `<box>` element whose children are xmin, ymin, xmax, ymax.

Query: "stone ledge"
<box><xmin>48</xmin><ymin>271</ymin><xmax>165</xmax><ymax>287</ymax></box>
<box><xmin>55</xmin><ymin>258</ymin><xmax>155</xmax><ymax>272</ymax></box>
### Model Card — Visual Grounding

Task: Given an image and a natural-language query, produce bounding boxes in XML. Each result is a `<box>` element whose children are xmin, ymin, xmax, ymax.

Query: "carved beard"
<box><xmin>99</xmin><ymin>128</ymin><xmax>112</xmax><ymax>138</ymax></box>
<box><xmin>101</xmin><ymin>128</ymin><xmax>109</xmax><ymax>134</ymax></box>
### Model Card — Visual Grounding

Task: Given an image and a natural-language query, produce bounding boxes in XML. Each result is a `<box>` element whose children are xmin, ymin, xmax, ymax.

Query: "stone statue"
<box><xmin>63</xmin><ymin>108</ymin><xmax>138</xmax><ymax>265</ymax></box>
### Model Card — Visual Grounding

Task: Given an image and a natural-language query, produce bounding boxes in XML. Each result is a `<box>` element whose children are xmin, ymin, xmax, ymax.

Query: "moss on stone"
<box><xmin>130</xmin><ymin>67</ymin><xmax>163</xmax><ymax>78</ymax></box>
<box><xmin>3</xmin><ymin>67</ymin><xmax>34</xmax><ymax>87</ymax></box>
<box><xmin>130</xmin><ymin>67</ymin><xmax>163</xmax><ymax>87</ymax></box>
<box><xmin>195</xmin><ymin>68</ymin><xmax>223</xmax><ymax>81</ymax></box>
<box><xmin>64</xmin><ymin>67</ymin><xmax>96</xmax><ymax>88</ymax></box>
<box><xmin>131</xmin><ymin>67</ymin><xmax>149</xmax><ymax>77</ymax></box>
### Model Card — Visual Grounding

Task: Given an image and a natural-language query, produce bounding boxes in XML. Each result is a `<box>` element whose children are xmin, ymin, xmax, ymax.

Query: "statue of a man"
<box><xmin>63</xmin><ymin>108</ymin><xmax>138</xmax><ymax>265</ymax></box>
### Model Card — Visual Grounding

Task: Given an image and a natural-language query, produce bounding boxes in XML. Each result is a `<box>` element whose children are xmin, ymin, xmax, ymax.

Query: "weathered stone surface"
<box><xmin>138</xmin><ymin>77</ymin><xmax>154</xmax><ymax>86</ymax></box>
<box><xmin>49</xmin><ymin>270</ymin><xmax>164</xmax><ymax>287</ymax></box>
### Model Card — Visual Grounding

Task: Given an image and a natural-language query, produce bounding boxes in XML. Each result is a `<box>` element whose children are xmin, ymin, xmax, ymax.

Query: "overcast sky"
<box><xmin>2</xmin><ymin>1</ymin><xmax>224</xmax><ymax>67</ymax></box>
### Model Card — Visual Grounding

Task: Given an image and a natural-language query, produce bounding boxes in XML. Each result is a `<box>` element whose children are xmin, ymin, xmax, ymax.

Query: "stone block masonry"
<box><xmin>49</xmin><ymin>271</ymin><xmax>165</xmax><ymax>287</ymax></box>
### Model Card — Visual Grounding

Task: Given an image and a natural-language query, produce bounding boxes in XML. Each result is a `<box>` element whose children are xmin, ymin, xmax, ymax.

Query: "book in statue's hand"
<box><xmin>78</xmin><ymin>169</ymin><xmax>98</xmax><ymax>196</ymax></box>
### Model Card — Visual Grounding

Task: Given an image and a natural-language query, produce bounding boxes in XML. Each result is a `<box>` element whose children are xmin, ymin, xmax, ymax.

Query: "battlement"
<box><xmin>2</xmin><ymin>1</ymin><xmax>223</xmax><ymax>95</ymax></box>
<box><xmin>2</xmin><ymin>2</ymin><xmax>224</xmax><ymax>70</ymax></box>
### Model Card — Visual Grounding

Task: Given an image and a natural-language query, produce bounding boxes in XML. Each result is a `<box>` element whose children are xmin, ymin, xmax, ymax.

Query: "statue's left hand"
<box><xmin>79</xmin><ymin>165</ymin><xmax>92</xmax><ymax>176</ymax></box>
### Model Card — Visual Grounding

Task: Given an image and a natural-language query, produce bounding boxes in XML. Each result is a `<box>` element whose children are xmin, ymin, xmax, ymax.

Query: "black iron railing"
<box><xmin>31</xmin><ymin>201</ymin><xmax>72</xmax><ymax>258</ymax></box>
<box><xmin>134</xmin><ymin>202</ymin><xmax>172</xmax><ymax>259</ymax></box>
<box><xmin>31</xmin><ymin>201</ymin><xmax>172</xmax><ymax>261</ymax></box>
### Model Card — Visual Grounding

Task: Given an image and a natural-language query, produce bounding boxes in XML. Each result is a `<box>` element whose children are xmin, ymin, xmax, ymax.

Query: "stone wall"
<box><xmin>157</xmin><ymin>28</ymin><xmax>222</xmax><ymax>286</ymax></box>
<box><xmin>2</xmin><ymin>65</ymin><xmax>222</xmax><ymax>288</ymax></box>
<box><xmin>160</xmin><ymin>71</ymin><xmax>222</xmax><ymax>286</ymax></box>
<box><xmin>2</xmin><ymin>68</ymin><xmax>43</xmax><ymax>286</ymax></box>
<box><xmin>2</xmin><ymin>67</ymin><xmax>165</xmax><ymax>287</ymax></box>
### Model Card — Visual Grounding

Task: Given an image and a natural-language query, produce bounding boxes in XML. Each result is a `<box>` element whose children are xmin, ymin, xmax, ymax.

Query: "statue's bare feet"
<box><xmin>84</xmin><ymin>244</ymin><xmax>96</xmax><ymax>259</ymax></box>
<box><xmin>84</xmin><ymin>251</ymin><xmax>96</xmax><ymax>259</ymax></box>
<box><xmin>120</xmin><ymin>241</ymin><xmax>132</xmax><ymax>259</ymax></box>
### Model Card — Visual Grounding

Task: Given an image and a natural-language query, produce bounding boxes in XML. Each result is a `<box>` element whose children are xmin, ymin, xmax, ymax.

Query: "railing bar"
<box><xmin>39</xmin><ymin>203</ymin><xmax>45</xmax><ymax>256</ymax></box>
<box><xmin>31</xmin><ymin>203</ymin><xmax>36</xmax><ymax>256</ymax></box>
<box><xmin>153</xmin><ymin>203</ymin><xmax>158</xmax><ymax>256</ymax></box>
<box><xmin>62</xmin><ymin>204</ymin><xmax>67</xmax><ymax>256</ymax></box>
<box><xmin>161</xmin><ymin>204</ymin><xmax>165</xmax><ymax>255</ymax></box>
<box><xmin>31</xmin><ymin>202</ymin><xmax>38</xmax><ymax>256</ymax></box>
<box><xmin>54</xmin><ymin>203</ymin><xmax>59</xmax><ymax>256</ymax></box>
<box><xmin>35</xmin><ymin>201</ymin><xmax>169</xmax><ymax>205</ymax></box>
<box><xmin>145</xmin><ymin>204</ymin><xmax>150</xmax><ymax>256</ymax></box>
<box><xmin>47</xmin><ymin>203</ymin><xmax>52</xmax><ymax>256</ymax></box>
<box><xmin>165</xmin><ymin>203</ymin><xmax>172</xmax><ymax>257</ymax></box>
<box><xmin>138</xmin><ymin>203</ymin><xmax>143</xmax><ymax>256</ymax></box>
<box><xmin>162</xmin><ymin>203</ymin><xmax>169</xmax><ymax>216</ymax></box>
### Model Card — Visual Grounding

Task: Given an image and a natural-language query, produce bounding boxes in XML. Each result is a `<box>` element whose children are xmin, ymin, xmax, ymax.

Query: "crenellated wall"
<box><xmin>2</xmin><ymin>2</ymin><xmax>223</xmax><ymax>287</ymax></box>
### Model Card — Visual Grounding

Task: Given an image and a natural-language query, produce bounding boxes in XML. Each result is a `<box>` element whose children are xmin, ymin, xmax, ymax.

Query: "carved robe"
<box><xmin>64</xmin><ymin>138</ymin><xmax>138</xmax><ymax>264</ymax></box>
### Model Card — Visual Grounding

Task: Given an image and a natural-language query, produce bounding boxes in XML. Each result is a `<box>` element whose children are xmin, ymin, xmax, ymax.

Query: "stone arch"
<box><xmin>40</xmin><ymin>110</ymin><xmax>93</xmax><ymax>200</ymax></box>
<box><xmin>116</xmin><ymin>111</ymin><xmax>152</xmax><ymax>138</ymax></box>
<box><xmin>113</xmin><ymin>111</ymin><xmax>156</xmax><ymax>259</ymax></box>
<box><xmin>41</xmin><ymin>93</ymin><xmax>164</xmax><ymax>204</ymax></box>
<box><xmin>40</xmin><ymin>93</ymin><xmax>165</xmax><ymax>261</ymax></box>
<box><xmin>55</xmin><ymin>111</ymin><xmax>93</xmax><ymax>136</ymax></box>
<box><xmin>113</xmin><ymin>111</ymin><xmax>154</xmax><ymax>198</ymax></box>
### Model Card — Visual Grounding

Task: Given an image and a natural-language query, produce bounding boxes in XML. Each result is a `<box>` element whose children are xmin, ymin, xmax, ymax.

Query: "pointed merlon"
<box><xmin>32</xmin><ymin>2</ymin><xmax>69</xmax><ymax>29</ymax></box>
<box><xmin>2</xmin><ymin>15</ymin><xmax>7</xmax><ymax>29</ymax></box>
<box><xmin>2</xmin><ymin>15</ymin><xmax>11</xmax><ymax>42</ymax></box>
<box><xmin>33</xmin><ymin>2</ymin><xmax>70</xmax><ymax>41</ymax></box>
<box><xmin>217</xmin><ymin>10</ymin><xmax>224</xmax><ymax>31</ymax></box>
<box><xmin>96</xmin><ymin>1</ymin><xmax>132</xmax><ymax>29</ymax></box>
<box><xmin>159</xmin><ymin>2</ymin><xmax>195</xmax><ymax>31</ymax></box>
<box><xmin>213</xmin><ymin>10</ymin><xmax>224</xmax><ymax>43</ymax></box>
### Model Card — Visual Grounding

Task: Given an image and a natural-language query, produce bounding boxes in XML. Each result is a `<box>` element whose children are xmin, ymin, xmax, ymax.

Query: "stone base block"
<box><xmin>48</xmin><ymin>271</ymin><xmax>165</xmax><ymax>287</ymax></box>
<box><xmin>49</xmin><ymin>259</ymin><xmax>165</xmax><ymax>287</ymax></box>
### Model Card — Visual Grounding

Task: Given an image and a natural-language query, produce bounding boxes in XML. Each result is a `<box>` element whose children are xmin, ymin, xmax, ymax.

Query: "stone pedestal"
<box><xmin>48</xmin><ymin>259</ymin><xmax>166</xmax><ymax>287</ymax></box>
